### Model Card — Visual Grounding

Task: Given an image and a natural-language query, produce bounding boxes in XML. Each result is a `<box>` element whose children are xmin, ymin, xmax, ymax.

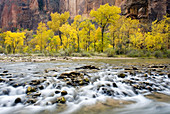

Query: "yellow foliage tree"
<box><xmin>71</xmin><ymin>15</ymin><xmax>82</xmax><ymax>52</ymax></box>
<box><xmin>90</xmin><ymin>3</ymin><xmax>121</xmax><ymax>52</ymax></box>
<box><xmin>4</xmin><ymin>31</ymin><xmax>25</xmax><ymax>53</ymax></box>
<box><xmin>47</xmin><ymin>12</ymin><xmax>70</xmax><ymax>45</ymax></box>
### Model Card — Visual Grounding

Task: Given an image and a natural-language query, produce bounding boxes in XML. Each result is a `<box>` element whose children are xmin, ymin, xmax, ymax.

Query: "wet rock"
<box><xmin>0</xmin><ymin>73</ymin><xmax>10</xmax><ymax>76</ymax></box>
<box><xmin>168</xmin><ymin>74</ymin><xmax>170</xmax><ymax>78</ymax></box>
<box><xmin>79</xmin><ymin>81</ymin><xmax>84</xmax><ymax>85</ymax></box>
<box><xmin>66</xmin><ymin>81</ymin><xmax>72</xmax><ymax>86</ymax></box>
<box><xmin>33</xmin><ymin>92</ymin><xmax>41</xmax><ymax>97</ymax></box>
<box><xmin>33</xmin><ymin>72</ymin><xmax>40</xmax><ymax>74</ymax></box>
<box><xmin>14</xmin><ymin>98</ymin><xmax>22</xmax><ymax>104</ymax></box>
<box><xmin>2</xmin><ymin>89</ymin><xmax>10</xmax><ymax>95</ymax></box>
<box><xmin>3</xmin><ymin>70</ymin><xmax>8</xmax><ymax>73</ymax></box>
<box><xmin>0</xmin><ymin>78</ymin><xmax>4</xmax><ymax>82</ymax></box>
<box><xmin>124</xmin><ymin>68</ymin><xmax>132</xmax><ymax>70</ymax></box>
<box><xmin>76</xmin><ymin>65</ymin><xmax>99</xmax><ymax>70</ymax></box>
<box><xmin>55</xmin><ymin>90</ymin><xmax>61</xmax><ymax>94</ymax></box>
<box><xmin>112</xmin><ymin>82</ymin><xmax>118</xmax><ymax>88</ymax></box>
<box><xmin>50</xmin><ymin>58</ymin><xmax>56</xmax><ymax>61</ymax></box>
<box><xmin>13</xmin><ymin>83</ymin><xmax>20</xmax><ymax>87</ymax></box>
<box><xmin>44</xmin><ymin>68</ymin><xmax>58</xmax><ymax>73</ymax></box>
<box><xmin>146</xmin><ymin>86</ymin><xmax>153</xmax><ymax>91</ymax></box>
<box><xmin>144</xmin><ymin>74</ymin><xmax>148</xmax><ymax>77</ymax></box>
<box><xmin>26</xmin><ymin>86</ymin><xmax>36</xmax><ymax>94</ymax></box>
<box><xmin>27</xmin><ymin>99</ymin><xmax>36</xmax><ymax>104</ymax></box>
<box><xmin>61</xmin><ymin>90</ymin><xmax>68</xmax><ymax>96</ymax></box>
<box><xmin>84</xmin><ymin>78</ymin><xmax>89</xmax><ymax>82</ymax></box>
<box><xmin>30</xmin><ymin>80</ymin><xmax>40</xmax><ymax>85</ymax></box>
<box><xmin>56</xmin><ymin>97</ymin><xmax>66</xmax><ymax>104</ymax></box>
<box><xmin>118</xmin><ymin>73</ymin><xmax>127</xmax><ymax>78</ymax></box>
<box><xmin>38</xmin><ymin>85</ymin><xmax>44</xmax><ymax>90</ymax></box>
<box><xmin>149</xmin><ymin>65</ymin><xmax>165</xmax><ymax>68</ymax></box>
<box><xmin>132</xmin><ymin>67</ymin><xmax>138</xmax><ymax>70</ymax></box>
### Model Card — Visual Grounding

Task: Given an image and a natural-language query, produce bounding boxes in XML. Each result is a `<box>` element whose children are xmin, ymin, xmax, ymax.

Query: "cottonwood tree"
<box><xmin>90</xmin><ymin>4</ymin><xmax>121</xmax><ymax>52</ymax></box>
<box><xmin>47</xmin><ymin>12</ymin><xmax>70</xmax><ymax>46</ymax></box>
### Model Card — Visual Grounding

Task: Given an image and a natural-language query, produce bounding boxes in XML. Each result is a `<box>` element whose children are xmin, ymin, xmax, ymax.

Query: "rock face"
<box><xmin>0</xmin><ymin>0</ymin><xmax>60</xmax><ymax>31</ymax></box>
<box><xmin>0</xmin><ymin>0</ymin><xmax>169</xmax><ymax>31</ymax></box>
<box><xmin>121</xmin><ymin>0</ymin><xmax>169</xmax><ymax>22</ymax></box>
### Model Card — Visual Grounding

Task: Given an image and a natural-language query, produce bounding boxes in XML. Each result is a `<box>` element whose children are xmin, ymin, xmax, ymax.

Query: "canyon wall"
<box><xmin>0</xmin><ymin>0</ymin><xmax>169</xmax><ymax>31</ymax></box>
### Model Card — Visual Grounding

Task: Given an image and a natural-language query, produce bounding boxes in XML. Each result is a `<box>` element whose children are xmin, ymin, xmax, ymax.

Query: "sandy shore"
<box><xmin>0</xmin><ymin>55</ymin><xmax>137</xmax><ymax>63</ymax></box>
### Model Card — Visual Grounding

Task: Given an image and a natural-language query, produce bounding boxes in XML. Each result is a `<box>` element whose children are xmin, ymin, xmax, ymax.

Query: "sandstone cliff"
<box><xmin>0</xmin><ymin>0</ymin><xmax>169</xmax><ymax>31</ymax></box>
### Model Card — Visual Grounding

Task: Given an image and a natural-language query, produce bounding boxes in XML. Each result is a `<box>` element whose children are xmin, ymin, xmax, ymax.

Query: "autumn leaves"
<box><xmin>1</xmin><ymin>4</ymin><xmax>170</xmax><ymax>54</ymax></box>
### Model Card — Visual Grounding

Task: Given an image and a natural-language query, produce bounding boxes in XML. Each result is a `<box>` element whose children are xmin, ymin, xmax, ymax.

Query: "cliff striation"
<box><xmin>0</xmin><ymin>0</ymin><xmax>169</xmax><ymax>31</ymax></box>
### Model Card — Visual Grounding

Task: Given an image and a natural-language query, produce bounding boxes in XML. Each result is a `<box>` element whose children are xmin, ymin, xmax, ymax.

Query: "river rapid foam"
<box><xmin>0</xmin><ymin>61</ymin><xmax>170</xmax><ymax>114</ymax></box>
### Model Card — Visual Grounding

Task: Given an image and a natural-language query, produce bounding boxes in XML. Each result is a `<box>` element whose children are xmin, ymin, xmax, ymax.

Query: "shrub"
<box><xmin>59</xmin><ymin>48</ymin><xmax>73</xmax><ymax>56</ymax></box>
<box><xmin>126</xmin><ymin>50</ymin><xmax>145</xmax><ymax>57</ymax></box>
<box><xmin>154</xmin><ymin>51</ymin><xmax>163</xmax><ymax>58</ymax></box>
<box><xmin>71</xmin><ymin>53</ymin><xmax>81</xmax><ymax>57</ymax></box>
<box><xmin>165</xmin><ymin>49</ymin><xmax>170</xmax><ymax>58</ymax></box>
<box><xmin>81</xmin><ymin>51</ymin><xmax>91</xmax><ymax>57</ymax></box>
<box><xmin>105</xmin><ymin>48</ymin><xmax>115</xmax><ymax>57</ymax></box>
<box><xmin>0</xmin><ymin>46</ymin><xmax>5</xmax><ymax>53</ymax></box>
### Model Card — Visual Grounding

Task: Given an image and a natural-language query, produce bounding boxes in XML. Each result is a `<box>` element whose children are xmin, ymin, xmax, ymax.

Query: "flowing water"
<box><xmin>0</xmin><ymin>59</ymin><xmax>170</xmax><ymax>114</ymax></box>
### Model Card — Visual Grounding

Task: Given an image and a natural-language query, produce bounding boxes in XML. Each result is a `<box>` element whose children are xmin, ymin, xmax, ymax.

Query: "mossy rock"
<box><xmin>26</xmin><ymin>86</ymin><xmax>36</xmax><ymax>94</ymax></box>
<box><xmin>56</xmin><ymin>97</ymin><xmax>66</xmax><ymax>104</ymax></box>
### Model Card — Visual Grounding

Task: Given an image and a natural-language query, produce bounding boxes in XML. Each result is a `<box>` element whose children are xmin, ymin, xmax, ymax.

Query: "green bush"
<box><xmin>81</xmin><ymin>51</ymin><xmax>91</xmax><ymax>57</ymax></box>
<box><xmin>165</xmin><ymin>49</ymin><xmax>170</xmax><ymax>58</ymax></box>
<box><xmin>126</xmin><ymin>50</ymin><xmax>145</xmax><ymax>57</ymax></box>
<box><xmin>0</xmin><ymin>46</ymin><xmax>5</xmax><ymax>53</ymax></box>
<box><xmin>154</xmin><ymin>51</ymin><xmax>163</xmax><ymax>58</ymax></box>
<box><xmin>105</xmin><ymin>48</ymin><xmax>115</xmax><ymax>57</ymax></box>
<box><xmin>71</xmin><ymin>53</ymin><xmax>82</xmax><ymax>57</ymax></box>
<box><xmin>59</xmin><ymin>48</ymin><xmax>73</xmax><ymax>56</ymax></box>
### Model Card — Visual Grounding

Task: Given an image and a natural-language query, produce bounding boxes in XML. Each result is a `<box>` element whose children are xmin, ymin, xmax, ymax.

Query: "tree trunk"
<box><xmin>59</xmin><ymin>31</ymin><xmax>62</xmax><ymax>46</ymax></box>
<box><xmin>101</xmin><ymin>27</ymin><xmax>104</xmax><ymax>52</ymax></box>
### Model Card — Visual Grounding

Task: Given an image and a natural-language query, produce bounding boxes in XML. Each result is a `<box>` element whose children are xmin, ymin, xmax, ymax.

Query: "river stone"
<box><xmin>26</xmin><ymin>86</ymin><xmax>36</xmax><ymax>94</ymax></box>
<box><xmin>118</xmin><ymin>73</ymin><xmax>127</xmax><ymax>78</ymax></box>
<box><xmin>76</xmin><ymin>65</ymin><xmax>100</xmax><ymax>70</ymax></box>
<box><xmin>55</xmin><ymin>90</ymin><xmax>61</xmax><ymax>94</ymax></box>
<box><xmin>33</xmin><ymin>92</ymin><xmax>41</xmax><ymax>97</ymax></box>
<box><xmin>61</xmin><ymin>90</ymin><xmax>68</xmax><ymax>96</ymax></box>
<box><xmin>38</xmin><ymin>85</ymin><xmax>44</xmax><ymax>90</ymax></box>
<box><xmin>3</xmin><ymin>70</ymin><xmax>8</xmax><ymax>73</ymax></box>
<box><xmin>14</xmin><ymin>98</ymin><xmax>22</xmax><ymax>104</ymax></box>
<box><xmin>27</xmin><ymin>99</ymin><xmax>37</xmax><ymax>104</ymax></box>
<box><xmin>56</xmin><ymin>97</ymin><xmax>66</xmax><ymax>104</ymax></box>
<box><xmin>168</xmin><ymin>74</ymin><xmax>170</xmax><ymax>78</ymax></box>
<box><xmin>112</xmin><ymin>82</ymin><xmax>118</xmax><ymax>88</ymax></box>
<box><xmin>0</xmin><ymin>78</ymin><xmax>4</xmax><ymax>82</ymax></box>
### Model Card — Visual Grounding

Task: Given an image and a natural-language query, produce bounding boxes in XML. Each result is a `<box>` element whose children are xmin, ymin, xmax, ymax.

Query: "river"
<box><xmin>0</xmin><ymin>59</ymin><xmax>170</xmax><ymax>114</ymax></box>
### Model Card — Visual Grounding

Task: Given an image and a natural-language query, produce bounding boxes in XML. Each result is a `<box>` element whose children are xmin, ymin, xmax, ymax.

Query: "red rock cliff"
<box><xmin>0</xmin><ymin>0</ymin><xmax>169</xmax><ymax>31</ymax></box>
